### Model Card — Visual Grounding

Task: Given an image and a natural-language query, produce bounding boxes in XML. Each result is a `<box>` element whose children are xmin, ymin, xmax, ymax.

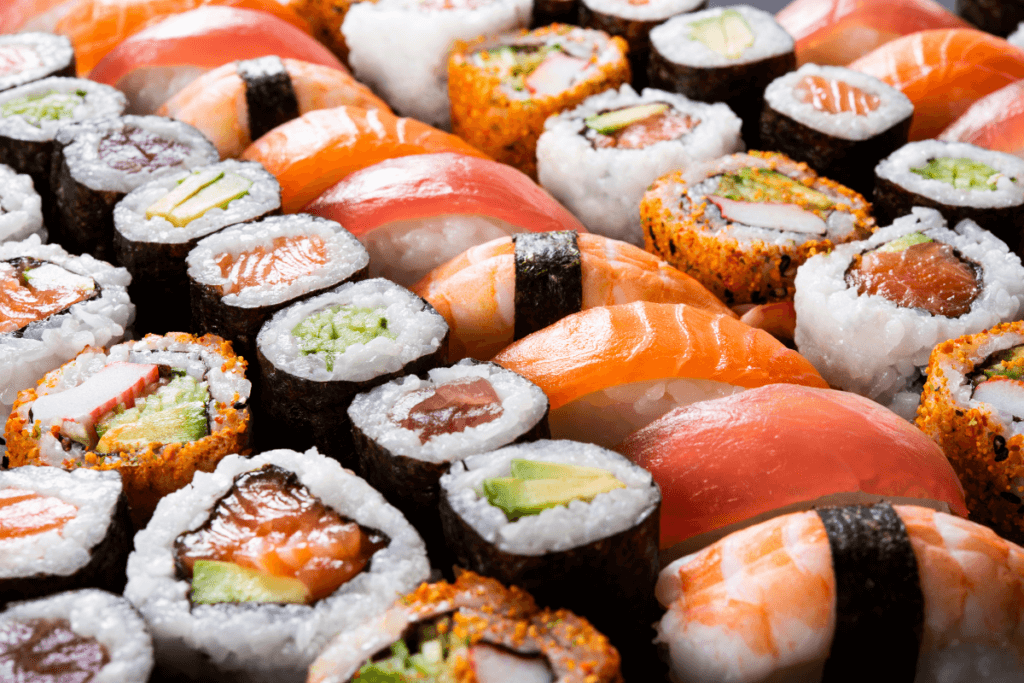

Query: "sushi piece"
<box><xmin>349</xmin><ymin>359</ymin><xmax>549</xmax><ymax>568</ymax></box>
<box><xmin>124</xmin><ymin>448</ymin><xmax>430</xmax><ymax>682</ymax></box>
<box><xmin>957</xmin><ymin>0</ymin><xmax>1024</xmax><ymax>37</ymax></box>
<box><xmin>49</xmin><ymin>115</ymin><xmax>219</xmax><ymax>261</ymax></box>
<box><xmin>874</xmin><ymin>140</ymin><xmax>1024</xmax><ymax>256</ymax></box>
<box><xmin>439</xmin><ymin>440</ymin><xmax>661</xmax><ymax>680</ymax></box>
<box><xmin>413</xmin><ymin>231</ymin><xmax>737</xmax><ymax>361</ymax></box>
<box><xmin>647</xmin><ymin>5</ymin><xmax>796</xmax><ymax>147</ymax></box>
<box><xmin>641</xmin><ymin>151</ymin><xmax>875</xmax><ymax>306</ymax></box>
<box><xmin>55</xmin><ymin>0</ymin><xmax>314</xmax><ymax>76</ymax></box>
<box><xmin>849</xmin><ymin>28</ymin><xmax>1024</xmax><ymax>141</ymax></box>
<box><xmin>656</xmin><ymin>503</ymin><xmax>1024</xmax><ymax>683</ymax></box>
<box><xmin>917</xmin><ymin>320</ymin><xmax>1024</xmax><ymax>545</ymax></box>
<box><xmin>186</xmin><ymin>213</ymin><xmax>369</xmax><ymax>362</ymax></box>
<box><xmin>618</xmin><ymin>384</ymin><xmax>968</xmax><ymax>562</ymax></box>
<box><xmin>492</xmin><ymin>301</ymin><xmax>827</xmax><ymax>448</ymax></box>
<box><xmin>89</xmin><ymin>7</ymin><xmax>347</xmax><ymax>116</ymax></box>
<box><xmin>255</xmin><ymin>278</ymin><xmax>449</xmax><ymax>466</ymax></box>
<box><xmin>5</xmin><ymin>332</ymin><xmax>252</xmax><ymax>526</ymax></box>
<box><xmin>794</xmin><ymin>207</ymin><xmax>1024</xmax><ymax>419</ymax></box>
<box><xmin>939</xmin><ymin>80</ymin><xmax>1024</xmax><ymax>159</ymax></box>
<box><xmin>536</xmin><ymin>84</ymin><xmax>743</xmax><ymax>246</ymax></box>
<box><xmin>448</xmin><ymin>24</ymin><xmax>631</xmax><ymax>179</ymax></box>
<box><xmin>0</xmin><ymin>0</ymin><xmax>79</xmax><ymax>33</ymax></box>
<box><xmin>309</xmin><ymin>571</ymin><xmax>623</xmax><ymax>683</ymax></box>
<box><xmin>113</xmin><ymin>159</ymin><xmax>281</xmax><ymax>335</ymax></box>
<box><xmin>0</xmin><ymin>467</ymin><xmax>132</xmax><ymax>606</ymax></box>
<box><xmin>305</xmin><ymin>153</ymin><xmax>587</xmax><ymax>288</ymax></box>
<box><xmin>0</xmin><ymin>163</ymin><xmax>44</xmax><ymax>243</ymax></box>
<box><xmin>760</xmin><ymin>63</ymin><xmax>914</xmax><ymax>196</ymax></box>
<box><xmin>0</xmin><ymin>589</ymin><xmax>154</xmax><ymax>682</ymax></box>
<box><xmin>276</xmin><ymin>0</ymin><xmax>366</xmax><ymax>66</ymax></box>
<box><xmin>0</xmin><ymin>32</ymin><xmax>75</xmax><ymax>93</ymax></box>
<box><xmin>342</xmin><ymin>0</ymin><xmax>532</xmax><ymax>129</ymax></box>
<box><xmin>0</xmin><ymin>235</ymin><xmax>133</xmax><ymax>421</ymax></box>
<box><xmin>776</xmin><ymin>0</ymin><xmax>968</xmax><ymax>67</ymax></box>
<box><xmin>157</xmin><ymin>57</ymin><xmax>388</xmax><ymax>159</ymax></box>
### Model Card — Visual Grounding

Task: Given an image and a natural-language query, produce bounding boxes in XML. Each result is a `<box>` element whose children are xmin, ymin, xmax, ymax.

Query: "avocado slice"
<box><xmin>146</xmin><ymin>169</ymin><xmax>223</xmax><ymax>222</ymax></box>
<box><xmin>584</xmin><ymin>103</ymin><xmax>669</xmax><ymax>135</ymax></box>
<box><xmin>292</xmin><ymin>305</ymin><xmax>395</xmax><ymax>371</ymax></box>
<box><xmin>0</xmin><ymin>89</ymin><xmax>86</xmax><ymax>127</ymax></box>
<box><xmin>509</xmin><ymin>458</ymin><xmax>618</xmax><ymax>481</ymax></box>
<box><xmin>876</xmin><ymin>232</ymin><xmax>932</xmax><ymax>254</ymax></box>
<box><xmin>483</xmin><ymin>475</ymin><xmax>625</xmax><ymax>520</ymax></box>
<box><xmin>95</xmin><ymin>375</ymin><xmax>209</xmax><ymax>452</ymax></box>
<box><xmin>190</xmin><ymin>560</ymin><xmax>311</xmax><ymax>605</ymax></box>
<box><xmin>690</xmin><ymin>9</ymin><xmax>755</xmax><ymax>59</ymax></box>
<box><xmin>715</xmin><ymin>167</ymin><xmax>834</xmax><ymax>211</ymax></box>
<box><xmin>910</xmin><ymin>157</ymin><xmax>1005</xmax><ymax>191</ymax></box>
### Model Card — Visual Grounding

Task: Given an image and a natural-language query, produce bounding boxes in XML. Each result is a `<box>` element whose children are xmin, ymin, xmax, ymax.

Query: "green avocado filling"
<box><xmin>910</xmin><ymin>157</ymin><xmax>1006</xmax><ymax>191</ymax></box>
<box><xmin>292</xmin><ymin>305</ymin><xmax>395</xmax><ymax>371</ymax></box>
<box><xmin>0</xmin><ymin>89</ymin><xmax>87</xmax><ymax>127</ymax></box>
<box><xmin>877</xmin><ymin>232</ymin><xmax>932</xmax><ymax>254</ymax></box>
<box><xmin>482</xmin><ymin>459</ymin><xmax>625</xmax><ymax>520</ymax></box>
<box><xmin>485</xmin><ymin>44</ymin><xmax>560</xmax><ymax>92</ymax></box>
<box><xmin>715</xmin><ymin>167</ymin><xmax>835</xmax><ymax>210</ymax></box>
<box><xmin>146</xmin><ymin>169</ymin><xmax>253</xmax><ymax>227</ymax></box>
<box><xmin>690</xmin><ymin>9</ymin><xmax>755</xmax><ymax>59</ymax></box>
<box><xmin>190</xmin><ymin>560</ymin><xmax>310</xmax><ymax>605</ymax></box>
<box><xmin>585</xmin><ymin>103</ymin><xmax>669</xmax><ymax>135</ymax></box>
<box><xmin>982</xmin><ymin>345</ymin><xmax>1024</xmax><ymax>381</ymax></box>
<box><xmin>356</xmin><ymin>618</ymin><xmax>466</xmax><ymax>683</ymax></box>
<box><xmin>94</xmin><ymin>374</ymin><xmax>209</xmax><ymax>453</ymax></box>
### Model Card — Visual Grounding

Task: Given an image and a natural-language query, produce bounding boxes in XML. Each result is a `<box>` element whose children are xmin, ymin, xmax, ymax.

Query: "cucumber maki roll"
<box><xmin>125</xmin><ymin>448</ymin><xmax>429</xmax><ymax>682</ymax></box>
<box><xmin>0</xmin><ymin>162</ymin><xmax>44</xmax><ymax>243</ymax></box>
<box><xmin>0</xmin><ymin>33</ymin><xmax>75</xmax><ymax>93</ymax></box>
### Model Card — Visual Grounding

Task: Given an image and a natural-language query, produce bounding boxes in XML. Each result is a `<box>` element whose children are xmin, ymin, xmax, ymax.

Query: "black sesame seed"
<box><xmin>994</xmin><ymin>435</ymin><xmax>1010</xmax><ymax>462</ymax></box>
<box><xmin>1000</xmin><ymin>491</ymin><xmax>1022</xmax><ymax>505</ymax></box>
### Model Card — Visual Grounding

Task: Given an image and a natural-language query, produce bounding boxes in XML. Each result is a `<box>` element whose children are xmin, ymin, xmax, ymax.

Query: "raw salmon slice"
<box><xmin>216</xmin><ymin>235</ymin><xmax>328</xmax><ymax>294</ymax></box>
<box><xmin>0</xmin><ymin>488</ymin><xmax>77</xmax><ymax>539</ymax></box>
<box><xmin>796</xmin><ymin>75</ymin><xmax>880</xmax><ymax>115</ymax></box>
<box><xmin>939</xmin><ymin>79</ymin><xmax>1024</xmax><ymax>159</ymax></box>
<box><xmin>0</xmin><ymin>261</ymin><xmax>95</xmax><ymax>334</ymax></box>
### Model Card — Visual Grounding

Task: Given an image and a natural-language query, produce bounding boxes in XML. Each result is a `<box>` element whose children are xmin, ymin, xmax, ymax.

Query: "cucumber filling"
<box><xmin>910</xmin><ymin>157</ymin><xmax>1008</xmax><ymax>191</ymax></box>
<box><xmin>356</xmin><ymin>618</ymin><xmax>468</xmax><ymax>683</ymax></box>
<box><xmin>0</xmin><ymin>89</ymin><xmax>86</xmax><ymax>126</ymax></box>
<box><xmin>292</xmin><ymin>305</ymin><xmax>395</xmax><ymax>371</ymax></box>
<box><xmin>93</xmin><ymin>373</ymin><xmax>210</xmax><ymax>453</ymax></box>
<box><xmin>714</xmin><ymin>168</ymin><xmax>834</xmax><ymax>212</ymax></box>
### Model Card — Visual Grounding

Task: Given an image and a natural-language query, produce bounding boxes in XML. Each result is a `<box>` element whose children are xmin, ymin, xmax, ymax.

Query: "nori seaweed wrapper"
<box><xmin>49</xmin><ymin>139</ymin><xmax>120</xmax><ymax>259</ymax></box>
<box><xmin>513</xmin><ymin>231</ymin><xmax>582</xmax><ymax>341</ymax></box>
<box><xmin>532</xmin><ymin>0</ymin><xmax>577</xmax><ymax>26</ymax></box>
<box><xmin>647</xmin><ymin>48</ymin><xmax>795</xmax><ymax>148</ymax></box>
<box><xmin>957</xmin><ymin>0</ymin><xmax>1024</xmax><ymax>37</ymax></box>
<box><xmin>816</xmin><ymin>502</ymin><xmax>924</xmax><ymax>682</ymax></box>
<box><xmin>0</xmin><ymin>492</ymin><xmax>132</xmax><ymax>609</ymax></box>
<box><xmin>761</xmin><ymin>102</ymin><xmax>911</xmax><ymax>197</ymax></box>
<box><xmin>237</xmin><ymin>56</ymin><xmax>300</xmax><ymax>143</ymax></box>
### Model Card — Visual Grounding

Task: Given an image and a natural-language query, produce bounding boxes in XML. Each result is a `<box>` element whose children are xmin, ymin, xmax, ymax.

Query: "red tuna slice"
<box><xmin>88</xmin><ymin>6</ymin><xmax>345</xmax><ymax>116</ymax></box>
<box><xmin>618</xmin><ymin>383</ymin><xmax>968</xmax><ymax>564</ymax></box>
<box><xmin>939</xmin><ymin>79</ymin><xmax>1024</xmax><ymax>159</ymax></box>
<box><xmin>30</xmin><ymin>362</ymin><xmax>159</xmax><ymax>433</ymax></box>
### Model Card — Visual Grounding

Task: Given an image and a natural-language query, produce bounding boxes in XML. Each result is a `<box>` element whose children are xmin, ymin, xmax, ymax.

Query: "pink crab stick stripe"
<box><xmin>30</xmin><ymin>362</ymin><xmax>158</xmax><ymax>430</ymax></box>
<box><xmin>939</xmin><ymin>79</ymin><xmax>1024</xmax><ymax>159</ymax></box>
<box><xmin>304</xmin><ymin>153</ymin><xmax>586</xmax><ymax>238</ymax></box>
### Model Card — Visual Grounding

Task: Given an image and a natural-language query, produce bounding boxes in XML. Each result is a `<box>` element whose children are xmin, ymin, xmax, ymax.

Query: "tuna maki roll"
<box><xmin>0</xmin><ymin>33</ymin><xmax>75</xmax><ymax>93</ymax></box>
<box><xmin>0</xmin><ymin>163</ymin><xmax>44</xmax><ymax>243</ymax></box>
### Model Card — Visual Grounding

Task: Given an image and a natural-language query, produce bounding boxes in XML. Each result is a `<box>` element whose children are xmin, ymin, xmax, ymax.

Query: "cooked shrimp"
<box><xmin>656</xmin><ymin>505</ymin><xmax>1024</xmax><ymax>683</ymax></box>
<box><xmin>411</xmin><ymin>233</ymin><xmax>737</xmax><ymax>361</ymax></box>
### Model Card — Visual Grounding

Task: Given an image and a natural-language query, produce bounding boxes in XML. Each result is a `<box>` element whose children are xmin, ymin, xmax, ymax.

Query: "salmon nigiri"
<box><xmin>939</xmin><ymin>79</ymin><xmax>1024</xmax><ymax>159</ymax></box>
<box><xmin>242</xmin><ymin>107</ymin><xmax>489</xmax><ymax>214</ymax></box>
<box><xmin>492</xmin><ymin>302</ymin><xmax>826</xmax><ymax>448</ymax></box>
<box><xmin>56</xmin><ymin>0</ymin><xmax>313</xmax><ymax>76</ymax></box>
<box><xmin>0</xmin><ymin>0</ymin><xmax>77</xmax><ymax>33</ymax></box>
<box><xmin>849</xmin><ymin>28</ymin><xmax>1024</xmax><ymax>141</ymax></box>
<box><xmin>776</xmin><ymin>0</ymin><xmax>968</xmax><ymax>67</ymax></box>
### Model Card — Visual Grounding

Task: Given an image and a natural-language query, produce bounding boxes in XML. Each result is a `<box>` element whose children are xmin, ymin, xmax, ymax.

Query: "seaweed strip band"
<box><xmin>513</xmin><ymin>231</ymin><xmax>582</xmax><ymax>340</ymax></box>
<box><xmin>237</xmin><ymin>57</ymin><xmax>299</xmax><ymax>143</ymax></box>
<box><xmin>816</xmin><ymin>502</ymin><xmax>924</xmax><ymax>682</ymax></box>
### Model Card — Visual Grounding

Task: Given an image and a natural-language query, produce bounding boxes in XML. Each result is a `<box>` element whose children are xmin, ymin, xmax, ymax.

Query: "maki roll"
<box><xmin>0</xmin><ymin>467</ymin><xmax>131</xmax><ymax>607</ymax></box>
<box><xmin>448</xmin><ymin>24</ymin><xmax>631</xmax><ymax>178</ymax></box>
<box><xmin>874</xmin><ymin>140</ymin><xmax>1024</xmax><ymax>257</ymax></box>
<box><xmin>187</xmin><ymin>214</ymin><xmax>369</xmax><ymax>361</ymax></box>
<box><xmin>309</xmin><ymin>571</ymin><xmax>624</xmax><ymax>683</ymax></box>
<box><xmin>647</xmin><ymin>5</ymin><xmax>796</xmax><ymax>147</ymax></box>
<box><xmin>0</xmin><ymin>589</ymin><xmax>154</xmax><ymax>683</ymax></box>
<box><xmin>0</xmin><ymin>162</ymin><xmax>44</xmax><ymax>243</ymax></box>
<box><xmin>349</xmin><ymin>359</ymin><xmax>549</xmax><ymax>567</ymax></box>
<box><xmin>342</xmin><ymin>0</ymin><xmax>532</xmax><ymax>128</ymax></box>
<box><xmin>49</xmin><ymin>115</ymin><xmax>218</xmax><ymax>261</ymax></box>
<box><xmin>0</xmin><ymin>235</ymin><xmax>133</xmax><ymax>420</ymax></box>
<box><xmin>536</xmin><ymin>85</ymin><xmax>743</xmax><ymax>246</ymax></box>
<box><xmin>917</xmin><ymin>320</ymin><xmax>1024</xmax><ymax>545</ymax></box>
<box><xmin>956</xmin><ymin>0</ymin><xmax>1024</xmax><ymax>37</ymax></box>
<box><xmin>641</xmin><ymin>151</ymin><xmax>874</xmax><ymax>305</ymax></box>
<box><xmin>256</xmin><ymin>278</ymin><xmax>449</xmax><ymax>466</ymax></box>
<box><xmin>794</xmin><ymin>207</ymin><xmax>1024</xmax><ymax>419</ymax></box>
<box><xmin>760</xmin><ymin>63</ymin><xmax>914</xmax><ymax>196</ymax></box>
<box><xmin>5</xmin><ymin>332</ymin><xmax>252</xmax><ymax>525</ymax></box>
<box><xmin>114</xmin><ymin>160</ymin><xmax>281</xmax><ymax>335</ymax></box>
<box><xmin>0</xmin><ymin>32</ymin><xmax>75</xmax><ymax>93</ymax></box>
<box><xmin>124</xmin><ymin>448</ymin><xmax>430</xmax><ymax>682</ymax></box>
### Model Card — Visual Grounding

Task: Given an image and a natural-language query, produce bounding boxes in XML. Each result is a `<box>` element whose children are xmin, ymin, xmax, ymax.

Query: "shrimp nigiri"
<box><xmin>939</xmin><ymin>79</ymin><xmax>1024</xmax><ymax>159</ymax></box>
<box><xmin>657</xmin><ymin>503</ymin><xmax>1024</xmax><ymax>683</ymax></box>
<box><xmin>414</xmin><ymin>232</ymin><xmax>736</xmax><ymax>361</ymax></box>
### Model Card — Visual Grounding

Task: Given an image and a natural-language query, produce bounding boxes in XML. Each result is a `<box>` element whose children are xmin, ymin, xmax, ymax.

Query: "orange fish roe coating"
<box><xmin>917</xmin><ymin>321</ymin><xmax>1024</xmax><ymax>545</ymax></box>
<box><xmin>448</xmin><ymin>24</ymin><xmax>630</xmax><ymax>180</ymax></box>
<box><xmin>4</xmin><ymin>333</ymin><xmax>251</xmax><ymax>527</ymax></box>
<box><xmin>641</xmin><ymin>151</ymin><xmax>874</xmax><ymax>305</ymax></box>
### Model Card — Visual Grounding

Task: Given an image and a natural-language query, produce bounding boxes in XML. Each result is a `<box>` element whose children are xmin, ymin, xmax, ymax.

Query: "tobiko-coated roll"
<box><xmin>124</xmin><ymin>448</ymin><xmax>430</xmax><ymax>682</ymax></box>
<box><xmin>0</xmin><ymin>32</ymin><xmax>75</xmax><ymax>93</ymax></box>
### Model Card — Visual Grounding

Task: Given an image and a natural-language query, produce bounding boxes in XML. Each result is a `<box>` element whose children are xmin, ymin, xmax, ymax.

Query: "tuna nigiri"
<box><xmin>492</xmin><ymin>302</ymin><xmax>827</xmax><ymax>448</ymax></box>
<box><xmin>849</xmin><ymin>28</ymin><xmax>1024</xmax><ymax>141</ymax></box>
<box><xmin>939</xmin><ymin>79</ymin><xmax>1024</xmax><ymax>159</ymax></box>
<box><xmin>776</xmin><ymin>0</ymin><xmax>968</xmax><ymax>67</ymax></box>
<box><xmin>158</xmin><ymin>58</ymin><xmax>386</xmax><ymax>159</ymax></box>
<box><xmin>306</xmin><ymin>153</ymin><xmax>585</xmax><ymax>288</ymax></box>
<box><xmin>242</xmin><ymin>107</ymin><xmax>489</xmax><ymax>214</ymax></box>
<box><xmin>89</xmin><ymin>7</ymin><xmax>345</xmax><ymax>115</ymax></box>
<box><xmin>618</xmin><ymin>384</ymin><xmax>967</xmax><ymax>559</ymax></box>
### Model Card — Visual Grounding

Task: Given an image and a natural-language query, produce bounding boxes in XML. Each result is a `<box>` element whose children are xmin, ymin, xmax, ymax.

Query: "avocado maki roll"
<box><xmin>0</xmin><ymin>33</ymin><xmax>75</xmax><ymax>94</ymax></box>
